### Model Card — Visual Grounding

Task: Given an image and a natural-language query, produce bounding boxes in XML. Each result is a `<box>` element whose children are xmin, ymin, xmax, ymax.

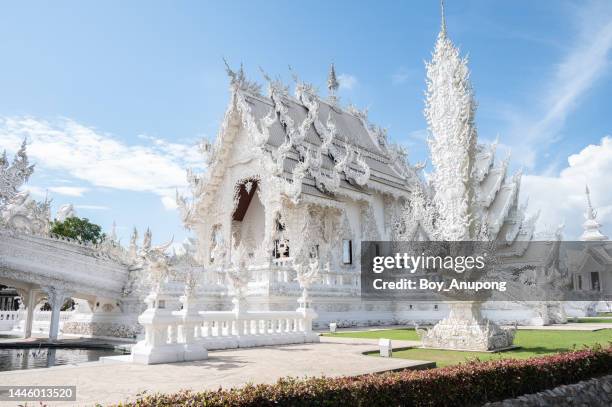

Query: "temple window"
<box><xmin>273</xmin><ymin>239</ymin><xmax>289</xmax><ymax>258</ymax></box>
<box><xmin>309</xmin><ymin>245</ymin><xmax>319</xmax><ymax>259</ymax></box>
<box><xmin>591</xmin><ymin>272</ymin><xmax>600</xmax><ymax>291</ymax></box>
<box><xmin>342</xmin><ymin>239</ymin><xmax>352</xmax><ymax>264</ymax></box>
<box><xmin>272</xmin><ymin>214</ymin><xmax>289</xmax><ymax>259</ymax></box>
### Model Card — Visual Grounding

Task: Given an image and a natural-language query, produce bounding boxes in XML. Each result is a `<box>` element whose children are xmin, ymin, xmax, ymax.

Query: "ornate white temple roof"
<box><xmin>242</xmin><ymin>90</ymin><xmax>414</xmax><ymax>194</ymax></box>
<box><xmin>178</xmin><ymin>62</ymin><xmax>426</xmax><ymax>226</ymax></box>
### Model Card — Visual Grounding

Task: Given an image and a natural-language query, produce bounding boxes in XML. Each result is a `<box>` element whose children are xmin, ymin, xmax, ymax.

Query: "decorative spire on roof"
<box><xmin>128</xmin><ymin>227</ymin><xmax>138</xmax><ymax>259</ymax></box>
<box><xmin>222</xmin><ymin>58</ymin><xmax>261</xmax><ymax>95</ymax></box>
<box><xmin>581</xmin><ymin>185</ymin><xmax>608</xmax><ymax>241</ymax></box>
<box><xmin>585</xmin><ymin>185</ymin><xmax>596</xmax><ymax>220</ymax></box>
<box><xmin>327</xmin><ymin>63</ymin><xmax>339</xmax><ymax>104</ymax></box>
<box><xmin>143</xmin><ymin>227</ymin><xmax>152</xmax><ymax>251</ymax></box>
<box><xmin>110</xmin><ymin>220</ymin><xmax>117</xmax><ymax>242</ymax></box>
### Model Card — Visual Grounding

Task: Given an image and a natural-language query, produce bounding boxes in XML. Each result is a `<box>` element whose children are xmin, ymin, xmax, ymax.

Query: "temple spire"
<box><xmin>425</xmin><ymin>0</ymin><xmax>478</xmax><ymax>240</ymax></box>
<box><xmin>327</xmin><ymin>63</ymin><xmax>339</xmax><ymax>104</ymax></box>
<box><xmin>110</xmin><ymin>221</ymin><xmax>117</xmax><ymax>241</ymax></box>
<box><xmin>581</xmin><ymin>185</ymin><xmax>608</xmax><ymax>241</ymax></box>
<box><xmin>585</xmin><ymin>185</ymin><xmax>596</xmax><ymax>220</ymax></box>
<box><xmin>440</xmin><ymin>0</ymin><xmax>447</xmax><ymax>37</ymax></box>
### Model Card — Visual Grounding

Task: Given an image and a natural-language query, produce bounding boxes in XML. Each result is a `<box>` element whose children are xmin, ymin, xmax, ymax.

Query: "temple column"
<box><xmin>46</xmin><ymin>287</ymin><xmax>69</xmax><ymax>341</ymax></box>
<box><xmin>23</xmin><ymin>290</ymin><xmax>37</xmax><ymax>339</ymax></box>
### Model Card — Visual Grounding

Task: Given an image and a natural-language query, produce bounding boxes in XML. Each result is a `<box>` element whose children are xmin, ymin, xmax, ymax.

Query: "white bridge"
<box><xmin>0</xmin><ymin>228</ymin><xmax>130</xmax><ymax>340</ymax></box>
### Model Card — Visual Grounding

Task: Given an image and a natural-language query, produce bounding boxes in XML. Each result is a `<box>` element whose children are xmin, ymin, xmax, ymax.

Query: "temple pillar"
<box><xmin>46</xmin><ymin>287</ymin><xmax>69</xmax><ymax>341</ymax></box>
<box><xmin>23</xmin><ymin>290</ymin><xmax>37</xmax><ymax>339</ymax></box>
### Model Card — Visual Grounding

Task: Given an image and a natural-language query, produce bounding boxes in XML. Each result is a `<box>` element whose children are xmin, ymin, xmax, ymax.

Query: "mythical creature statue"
<box><xmin>294</xmin><ymin>259</ymin><xmax>321</xmax><ymax>308</ymax></box>
<box><xmin>1</xmin><ymin>190</ymin><xmax>51</xmax><ymax>234</ymax></box>
<box><xmin>56</xmin><ymin>203</ymin><xmax>76</xmax><ymax>222</ymax></box>
<box><xmin>227</xmin><ymin>242</ymin><xmax>250</xmax><ymax>300</ymax></box>
<box><xmin>172</xmin><ymin>238</ymin><xmax>204</xmax><ymax>297</ymax></box>
<box><xmin>137</xmin><ymin>233</ymin><xmax>174</xmax><ymax>293</ymax></box>
<box><xmin>0</xmin><ymin>141</ymin><xmax>34</xmax><ymax>207</ymax></box>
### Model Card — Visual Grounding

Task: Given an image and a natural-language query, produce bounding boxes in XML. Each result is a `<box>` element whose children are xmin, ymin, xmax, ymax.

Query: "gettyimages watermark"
<box><xmin>360</xmin><ymin>241</ymin><xmax>610</xmax><ymax>302</ymax></box>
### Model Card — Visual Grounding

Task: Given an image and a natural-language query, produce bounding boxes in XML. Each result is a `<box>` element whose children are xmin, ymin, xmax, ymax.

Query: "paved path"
<box><xmin>0</xmin><ymin>338</ymin><xmax>433</xmax><ymax>407</ymax></box>
<box><xmin>516</xmin><ymin>322</ymin><xmax>612</xmax><ymax>331</ymax></box>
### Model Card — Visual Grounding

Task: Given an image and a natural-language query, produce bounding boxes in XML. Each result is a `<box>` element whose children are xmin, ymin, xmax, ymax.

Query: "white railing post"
<box><xmin>177</xmin><ymin>294</ymin><xmax>208</xmax><ymax>362</ymax></box>
<box><xmin>131</xmin><ymin>291</ymin><xmax>183</xmax><ymax>365</ymax></box>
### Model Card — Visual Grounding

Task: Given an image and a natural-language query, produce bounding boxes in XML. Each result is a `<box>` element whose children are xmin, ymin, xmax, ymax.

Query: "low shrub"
<box><xmin>116</xmin><ymin>345</ymin><xmax>612</xmax><ymax>407</ymax></box>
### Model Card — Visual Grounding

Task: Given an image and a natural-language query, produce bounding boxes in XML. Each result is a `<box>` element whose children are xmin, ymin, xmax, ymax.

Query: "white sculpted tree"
<box><xmin>412</xmin><ymin>1</ymin><xmax>516</xmax><ymax>351</ymax></box>
<box><xmin>425</xmin><ymin>10</ymin><xmax>477</xmax><ymax>241</ymax></box>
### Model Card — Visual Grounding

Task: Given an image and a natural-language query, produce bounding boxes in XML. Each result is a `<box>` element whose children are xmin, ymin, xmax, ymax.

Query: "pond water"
<box><xmin>0</xmin><ymin>347</ymin><xmax>128</xmax><ymax>372</ymax></box>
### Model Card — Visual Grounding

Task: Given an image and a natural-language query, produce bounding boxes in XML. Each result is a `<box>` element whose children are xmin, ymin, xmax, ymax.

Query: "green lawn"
<box><xmin>324</xmin><ymin>328</ymin><xmax>612</xmax><ymax>367</ymax></box>
<box><xmin>326</xmin><ymin>328</ymin><xmax>421</xmax><ymax>341</ymax></box>
<box><xmin>598</xmin><ymin>312</ymin><xmax>612</xmax><ymax>317</ymax></box>
<box><xmin>574</xmin><ymin>318</ymin><xmax>612</xmax><ymax>323</ymax></box>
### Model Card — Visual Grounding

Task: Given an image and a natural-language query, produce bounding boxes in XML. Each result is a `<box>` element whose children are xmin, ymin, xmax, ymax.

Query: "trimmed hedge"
<box><xmin>116</xmin><ymin>345</ymin><xmax>612</xmax><ymax>407</ymax></box>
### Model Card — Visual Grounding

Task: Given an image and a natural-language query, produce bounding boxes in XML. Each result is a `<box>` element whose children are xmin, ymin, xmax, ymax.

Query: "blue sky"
<box><xmin>0</xmin><ymin>0</ymin><xmax>611</xmax><ymax>244</ymax></box>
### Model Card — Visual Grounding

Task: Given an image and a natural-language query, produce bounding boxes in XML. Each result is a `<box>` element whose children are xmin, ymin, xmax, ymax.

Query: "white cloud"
<box><xmin>161</xmin><ymin>195</ymin><xmax>178</xmax><ymax>210</ymax></box>
<box><xmin>522</xmin><ymin>136</ymin><xmax>612</xmax><ymax>239</ymax></box>
<box><xmin>501</xmin><ymin>1</ymin><xmax>612</xmax><ymax>169</ymax></box>
<box><xmin>337</xmin><ymin>73</ymin><xmax>357</xmax><ymax>90</ymax></box>
<box><xmin>75</xmin><ymin>205</ymin><xmax>110</xmax><ymax>211</ymax></box>
<box><xmin>408</xmin><ymin>129</ymin><xmax>428</xmax><ymax>141</ymax></box>
<box><xmin>0</xmin><ymin>117</ymin><xmax>205</xmax><ymax>209</ymax></box>
<box><xmin>48</xmin><ymin>186</ymin><xmax>88</xmax><ymax>197</ymax></box>
<box><xmin>23</xmin><ymin>185</ymin><xmax>48</xmax><ymax>198</ymax></box>
<box><xmin>391</xmin><ymin>68</ymin><xmax>411</xmax><ymax>85</ymax></box>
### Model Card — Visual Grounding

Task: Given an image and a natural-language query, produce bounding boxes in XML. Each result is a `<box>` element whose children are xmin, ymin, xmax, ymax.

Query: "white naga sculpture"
<box><xmin>1</xmin><ymin>190</ymin><xmax>51</xmax><ymax>235</ymax></box>
<box><xmin>295</xmin><ymin>259</ymin><xmax>321</xmax><ymax>309</ymax></box>
<box><xmin>0</xmin><ymin>141</ymin><xmax>34</xmax><ymax>206</ymax></box>
<box><xmin>0</xmin><ymin>141</ymin><xmax>50</xmax><ymax>235</ymax></box>
<box><xmin>56</xmin><ymin>203</ymin><xmax>77</xmax><ymax>222</ymax></box>
<box><xmin>138</xmin><ymin>233</ymin><xmax>175</xmax><ymax>294</ymax></box>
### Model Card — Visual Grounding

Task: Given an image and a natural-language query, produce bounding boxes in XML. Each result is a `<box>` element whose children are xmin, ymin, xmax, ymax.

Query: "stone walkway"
<box><xmin>0</xmin><ymin>337</ymin><xmax>432</xmax><ymax>407</ymax></box>
<box><xmin>516</xmin><ymin>322</ymin><xmax>612</xmax><ymax>331</ymax></box>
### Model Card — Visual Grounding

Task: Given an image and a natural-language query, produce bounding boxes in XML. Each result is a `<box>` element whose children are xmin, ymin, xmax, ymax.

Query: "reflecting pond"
<box><xmin>0</xmin><ymin>347</ymin><xmax>127</xmax><ymax>372</ymax></box>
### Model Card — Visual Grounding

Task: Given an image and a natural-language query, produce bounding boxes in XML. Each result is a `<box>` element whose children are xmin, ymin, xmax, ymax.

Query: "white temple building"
<box><xmin>172</xmin><ymin>5</ymin><xmax>541</xmax><ymax>330</ymax></box>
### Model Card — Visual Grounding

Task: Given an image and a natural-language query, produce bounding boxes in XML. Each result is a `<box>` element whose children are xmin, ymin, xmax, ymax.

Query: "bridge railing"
<box><xmin>28</xmin><ymin>311</ymin><xmax>74</xmax><ymax>322</ymax></box>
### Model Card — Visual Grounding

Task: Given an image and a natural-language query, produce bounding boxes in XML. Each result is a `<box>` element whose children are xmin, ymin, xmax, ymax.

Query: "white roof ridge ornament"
<box><xmin>581</xmin><ymin>184</ymin><xmax>608</xmax><ymax>241</ymax></box>
<box><xmin>327</xmin><ymin>63</ymin><xmax>339</xmax><ymax>105</ymax></box>
<box><xmin>223</xmin><ymin>58</ymin><xmax>262</xmax><ymax>95</ymax></box>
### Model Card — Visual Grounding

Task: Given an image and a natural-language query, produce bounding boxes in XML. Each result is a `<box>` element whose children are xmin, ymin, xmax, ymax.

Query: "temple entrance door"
<box><xmin>232</xmin><ymin>179</ymin><xmax>265</xmax><ymax>255</ymax></box>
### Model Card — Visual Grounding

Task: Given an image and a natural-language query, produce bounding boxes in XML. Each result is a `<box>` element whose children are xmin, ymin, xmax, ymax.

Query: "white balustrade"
<box><xmin>193</xmin><ymin>309</ymin><xmax>317</xmax><ymax>349</ymax></box>
<box><xmin>0</xmin><ymin>310</ymin><xmax>75</xmax><ymax>332</ymax></box>
<box><xmin>272</xmin><ymin>257</ymin><xmax>293</xmax><ymax>268</ymax></box>
<box><xmin>31</xmin><ymin>310</ymin><xmax>74</xmax><ymax>322</ymax></box>
<box><xmin>0</xmin><ymin>310</ymin><xmax>21</xmax><ymax>330</ymax></box>
<box><xmin>131</xmin><ymin>292</ymin><xmax>318</xmax><ymax>365</ymax></box>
